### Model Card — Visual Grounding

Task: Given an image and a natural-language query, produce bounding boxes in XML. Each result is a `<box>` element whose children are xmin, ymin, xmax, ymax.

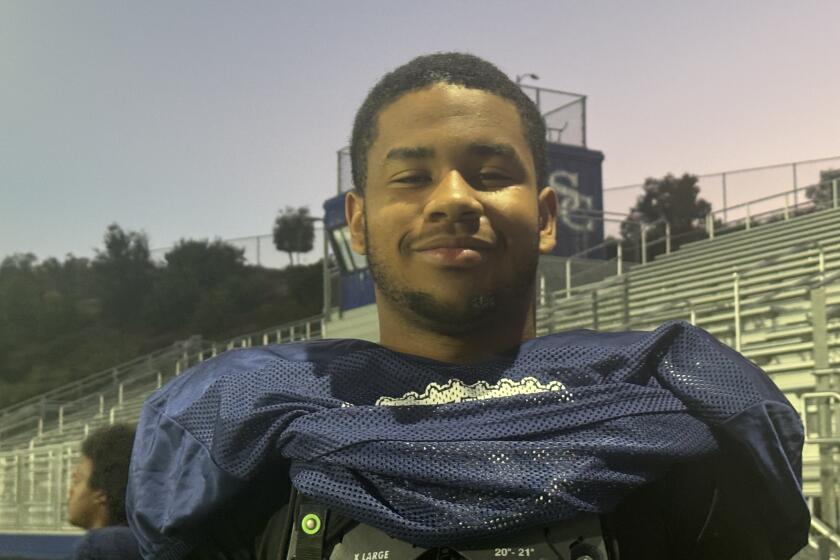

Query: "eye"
<box><xmin>392</xmin><ymin>174</ymin><xmax>431</xmax><ymax>186</ymax></box>
<box><xmin>477</xmin><ymin>170</ymin><xmax>513</xmax><ymax>188</ymax></box>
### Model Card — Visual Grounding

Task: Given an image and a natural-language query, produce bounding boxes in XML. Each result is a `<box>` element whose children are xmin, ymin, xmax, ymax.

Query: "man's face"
<box><xmin>347</xmin><ymin>84</ymin><xmax>556</xmax><ymax>332</ymax></box>
<box><xmin>67</xmin><ymin>455</ymin><xmax>106</xmax><ymax>529</ymax></box>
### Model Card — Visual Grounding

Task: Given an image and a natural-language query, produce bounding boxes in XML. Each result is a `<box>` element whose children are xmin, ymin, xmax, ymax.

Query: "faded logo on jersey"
<box><xmin>375</xmin><ymin>376</ymin><xmax>572</xmax><ymax>407</ymax></box>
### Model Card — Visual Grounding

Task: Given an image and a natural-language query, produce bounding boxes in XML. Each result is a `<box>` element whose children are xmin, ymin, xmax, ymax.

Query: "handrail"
<box><xmin>708</xmin><ymin>181</ymin><xmax>833</xmax><ymax>220</ymax></box>
<box><xmin>812</xmin><ymin>269</ymin><xmax>840</xmax><ymax>290</ymax></box>
<box><xmin>562</xmin><ymin>218</ymin><xmax>667</xmax><ymax>261</ymax></box>
<box><xmin>218</xmin><ymin>313</ymin><xmax>323</xmax><ymax>345</ymax></box>
<box><xmin>604</xmin><ymin>154</ymin><xmax>840</xmax><ymax>192</ymax></box>
<box><xmin>607</xmin><ymin>269</ymin><xmax>824</xmax><ymax>331</ymax></box>
<box><xmin>812</xmin><ymin>516</ymin><xmax>840</xmax><ymax>550</ymax></box>
<box><xmin>517</xmin><ymin>83</ymin><xmax>586</xmax><ymax>100</ymax></box>
<box><xmin>0</xmin><ymin>343</ymin><xmax>192</xmax><ymax>419</ymax></box>
<box><xmin>0</xmin><ymin>314</ymin><xmax>325</xmax><ymax>439</ymax></box>
<box><xmin>2</xmin><ymin>325</ymin><xmax>326</xmax><ymax>450</ymax></box>
<box><xmin>802</xmin><ymin>392</ymin><xmax>840</xmax><ymax>444</ymax></box>
<box><xmin>3</xmin><ymin>174</ymin><xmax>835</xmax><ymax>431</ymax></box>
<box><xmin>544</xmin><ymin>237</ymin><xmax>839</xmax><ymax>330</ymax></box>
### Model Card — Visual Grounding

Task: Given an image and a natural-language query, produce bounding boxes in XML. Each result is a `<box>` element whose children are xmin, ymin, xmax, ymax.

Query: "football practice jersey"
<box><xmin>126</xmin><ymin>321</ymin><xmax>808</xmax><ymax>560</ymax></box>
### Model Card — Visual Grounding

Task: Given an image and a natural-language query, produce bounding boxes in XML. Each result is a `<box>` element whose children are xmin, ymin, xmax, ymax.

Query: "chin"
<box><xmin>401</xmin><ymin>290</ymin><xmax>498</xmax><ymax>331</ymax></box>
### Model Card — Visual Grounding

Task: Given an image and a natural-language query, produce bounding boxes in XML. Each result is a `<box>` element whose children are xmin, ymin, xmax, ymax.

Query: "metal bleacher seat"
<box><xmin>0</xmin><ymin>316</ymin><xmax>325</xmax><ymax>533</ymax></box>
<box><xmin>0</xmin><ymin>188</ymin><xmax>837</xmax><ymax>549</ymax></box>
<box><xmin>537</xmin><ymin>203</ymin><xmax>840</xmax><ymax>508</ymax></box>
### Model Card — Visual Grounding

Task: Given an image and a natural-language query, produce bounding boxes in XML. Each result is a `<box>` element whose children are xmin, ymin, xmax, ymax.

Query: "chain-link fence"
<box><xmin>150</xmin><ymin>225</ymin><xmax>326</xmax><ymax>270</ymax></box>
<box><xmin>603</xmin><ymin>155</ymin><xmax>840</xmax><ymax>238</ymax></box>
<box><xmin>518</xmin><ymin>84</ymin><xmax>586</xmax><ymax>147</ymax></box>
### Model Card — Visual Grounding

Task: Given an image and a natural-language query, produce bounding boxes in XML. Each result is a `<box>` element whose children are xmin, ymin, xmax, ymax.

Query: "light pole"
<box><xmin>516</xmin><ymin>73</ymin><xmax>541</xmax><ymax>110</ymax></box>
<box><xmin>300</xmin><ymin>216</ymin><xmax>332</xmax><ymax>322</ymax></box>
<box><xmin>321</xmin><ymin>221</ymin><xmax>331</xmax><ymax>322</ymax></box>
<box><xmin>515</xmin><ymin>73</ymin><xmax>539</xmax><ymax>84</ymax></box>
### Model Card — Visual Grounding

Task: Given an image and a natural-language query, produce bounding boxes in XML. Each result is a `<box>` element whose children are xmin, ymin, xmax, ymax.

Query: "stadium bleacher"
<box><xmin>0</xmin><ymin>182</ymin><xmax>838</xmax><ymax>558</ymax></box>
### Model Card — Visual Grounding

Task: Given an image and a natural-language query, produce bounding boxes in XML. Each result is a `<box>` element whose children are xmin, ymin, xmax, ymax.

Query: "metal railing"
<box><xmin>518</xmin><ymin>84</ymin><xmax>587</xmax><ymax>147</ymax></box>
<box><xmin>0</xmin><ymin>441</ymin><xmax>81</xmax><ymax>531</ymax></box>
<box><xmin>604</xmin><ymin>155</ymin><xmax>840</xmax><ymax>237</ymax></box>
<box><xmin>809</xmin><ymin>517</ymin><xmax>840</xmax><ymax>560</ymax></box>
<box><xmin>0</xmin><ymin>310</ymin><xmax>318</xmax><ymax>531</ymax></box>
<box><xmin>803</xmin><ymin>392</ymin><xmax>840</xmax><ymax>444</ymax></box>
<box><xmin>149</xmin><ymin>225</ymin><xmax>326</xmax><ymax>270</ymax></box>
<box><xmin>15</xmin><ymin>178</ymin><xmax>834</xmax><ymax>445</ymax></box>
<box><xmin>704</xmin><ymin>178</ymin><xmax>840</xmax><ymax>239</ymax></box>
<box><xmin>1</xmin><ymin>198</ymin><xmax>838</xmax><ymax>534</ymax></box>
<box><xmin>0</xmin><ymin>343</ymin><xmax>199</xmax><ymax>447</ymax></box>
<box><xmin>0</xmin><ymin>315</ymin><xmax>326</xmax><ymax>452</ymax></box>
<box><xmin>549</xmin><ymin>177</ymin><xmax>840</xmax><ymax>299</ymax></box>
<box><xmin>537</xmin><ymin>225</ymin><xmax>840</xmax><ymax>351</ymax></box>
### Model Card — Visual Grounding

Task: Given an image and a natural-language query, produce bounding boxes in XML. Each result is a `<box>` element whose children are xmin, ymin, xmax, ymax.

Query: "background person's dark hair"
<box><xmin>350</xmin><ymin>52</ymin><xmax>548</xmax><ymax>195</ymax></box>
<box><xmin>80</xmin><ymin>423</ymin><xmax>135</xmax><ymax>525</ymax></box>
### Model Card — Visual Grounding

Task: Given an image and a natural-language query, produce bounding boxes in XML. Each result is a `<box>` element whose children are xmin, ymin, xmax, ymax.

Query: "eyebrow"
<box><xmin>385</xmin><ymin>146</ymin><xmax>435</xmax><ymax>161</ymax></box>
<box><xmin>466</xmin><ymin>142</ymin><xmax>523</xmax><ymax>167</ymax></box>
<box><xmin>384</xmin><ymin>142</ymin><xmax>525</xmax><ymax>168</ymax></box>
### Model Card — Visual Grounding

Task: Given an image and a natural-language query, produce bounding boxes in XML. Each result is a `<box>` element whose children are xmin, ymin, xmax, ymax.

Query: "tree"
<box><xmin>273</xmin><ymin>207</ymin><xmax>315</xmax><ymax>265</ymax></box>
<box><xmin>806</xmin><ymin>168</ymin><xmax>840</xmax><ymax>210</ymax></box>
<box><xmin>145</xmin><ymin>239</ymin><xmax>245</xmax><ymax>330</ymax></box>
<box><xmin>0</xmin><ymin>253</ymin><xmax>38</xmax><ymax>273</ymax></box>
<box><xmin>620</xmin><ymin>173</ymin><xmax>711</xmax><ymax>260</ymax></box>
<box><xmin>0</xmin><ymin>253</ymin><xmax>41</xmax><ymax>342</ymax></box>
<box><xmin>93</xmin><ymin>224</ymin><xmax>154</xmax><ymax>325</ymax></box>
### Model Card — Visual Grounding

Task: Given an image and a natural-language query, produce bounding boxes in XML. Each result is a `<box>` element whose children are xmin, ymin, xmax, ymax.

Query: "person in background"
<box><xmin>67</xmin><ymin>423</ymin><xmax>141</xmax><ymax>560</ymax></box>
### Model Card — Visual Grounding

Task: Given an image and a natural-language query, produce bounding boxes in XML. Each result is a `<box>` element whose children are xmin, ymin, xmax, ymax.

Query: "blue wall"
<box><xmin>546</xmin><ymin>143</ymin><xmax>606</xmax><ymax>257</ymax></box>
<box><xmin>340</xmin><ymin>269</ymin><xmax>375</xmax><ymax>310</ymax></box>
<box><xmin>0</xmin><ymin>532</ymin><xmax>82</xmax><ymax>559</ymax></box>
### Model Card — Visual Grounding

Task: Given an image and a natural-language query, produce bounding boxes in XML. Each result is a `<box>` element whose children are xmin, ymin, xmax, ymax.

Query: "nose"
<box><xmin>423</xmin><ymin>170</ymin><xmax>483</xmax><ymax>224</ymax></box>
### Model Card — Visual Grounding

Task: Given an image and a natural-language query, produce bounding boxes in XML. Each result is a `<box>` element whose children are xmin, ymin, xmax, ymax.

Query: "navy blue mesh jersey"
<box><xmin>71</xmin><ymin>526</ymin><xmax>142</xmax><ymax>560</ymax></box>
<box><xmin>126</xmin><ymin>321</ymin><xmax>809</xmax><ymax>560</ymax></box>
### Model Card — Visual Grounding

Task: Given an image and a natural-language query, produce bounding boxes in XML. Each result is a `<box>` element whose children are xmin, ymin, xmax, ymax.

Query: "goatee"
<box><xmin>364</xmin><ymin>227</ymin><xmax>537</xmax><ymax>335</ymax></box>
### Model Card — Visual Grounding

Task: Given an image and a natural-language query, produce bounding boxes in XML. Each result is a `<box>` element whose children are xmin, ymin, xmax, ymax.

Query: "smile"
<box><xmin>414</xmin><ymin>247</ymin><xmax>489</xmax><ymax>267</ymax></box>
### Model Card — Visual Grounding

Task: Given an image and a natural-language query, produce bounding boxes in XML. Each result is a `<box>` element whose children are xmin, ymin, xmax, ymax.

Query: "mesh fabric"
<box><xmin>127</xmin><ymin>321</ymin><xmax>807</xmax><ymax>560</ymax></box>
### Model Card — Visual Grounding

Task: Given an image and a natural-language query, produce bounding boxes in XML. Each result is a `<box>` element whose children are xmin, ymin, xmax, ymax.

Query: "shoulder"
<box><xmin>145</xmin><ymin>338</ymin><xmax>376</xmax><ymax>416</ymax></box>
<box><xmin>70</xmin><ymin>526</ymin><xmax>141</xmax><ymax>560</ymax></box>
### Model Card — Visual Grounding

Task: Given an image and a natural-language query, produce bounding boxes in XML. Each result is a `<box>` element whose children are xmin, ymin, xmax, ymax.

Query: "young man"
<box><xmin>68</xmin><ymin>423</ymin><xmax>141</xmax><ymax>560</ymax></box>
<box><xmin>127</xmin><ymin>53</ymin><xmax>809</xmax><ymax>560</ymax></box>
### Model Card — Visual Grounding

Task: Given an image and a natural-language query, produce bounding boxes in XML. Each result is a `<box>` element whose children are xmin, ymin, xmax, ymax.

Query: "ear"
<box><xmin>537</xmin><ymin>186</ymin><xmax>558</xmax><ymax>255</ymax></box>
<box><xmin>345</xmin><ymin>190</ymin><xmax>367</xmax><ymax>255</ymax></box>
<box><xmin>92</xmin><ymin>490</ymin><xmax>111</xmax><ymax>525</ymax></box>
<box><xmin>92</xmin><ymin>489</ymin><xmax>108</xmax><ymax>507</ymax></box>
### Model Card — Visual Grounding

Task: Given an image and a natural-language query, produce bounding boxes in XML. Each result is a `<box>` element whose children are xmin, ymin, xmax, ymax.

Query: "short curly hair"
<box><xmin>81</xmin><ymin>423</ymin><xmax>135</xmax><ymax>525</ymax></box>
<box><xmin>350</xmin><ymin>52</ymin><xmax>547</xmax><ymax>195</ymax></box>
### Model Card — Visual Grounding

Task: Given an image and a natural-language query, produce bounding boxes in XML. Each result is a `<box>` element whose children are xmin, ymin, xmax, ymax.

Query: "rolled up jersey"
<box><xmin>126</xmin><ymin>321</ymin><xmax>809</xmax><ymax>560</ymax></box>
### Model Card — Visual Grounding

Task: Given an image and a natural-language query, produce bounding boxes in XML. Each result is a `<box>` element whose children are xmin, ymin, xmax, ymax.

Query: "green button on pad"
<box><xmin>301</xmin><ymin>512</ymin><xmax>322</xmax><ymax>535</ymax></box>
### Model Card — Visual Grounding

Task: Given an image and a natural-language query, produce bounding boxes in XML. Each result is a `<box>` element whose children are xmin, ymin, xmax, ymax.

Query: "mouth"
<box><xmin>412</xmin><ymin>237</ymin><xmax>494</xmax><ymax>268</ymax></box>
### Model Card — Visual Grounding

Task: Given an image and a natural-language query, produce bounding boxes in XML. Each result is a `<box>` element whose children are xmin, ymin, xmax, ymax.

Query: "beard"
<box><xmin>364</xmin><ymin>224</ymin><xmax>539</xmax><ymax>335</ymax></box>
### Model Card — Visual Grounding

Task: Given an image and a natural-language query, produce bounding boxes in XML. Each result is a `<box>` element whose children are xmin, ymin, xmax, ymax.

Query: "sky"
<box><xmin>2</xmin><ymin>0</ymin><xmax>839</xmax><ymax>263</ymax></box>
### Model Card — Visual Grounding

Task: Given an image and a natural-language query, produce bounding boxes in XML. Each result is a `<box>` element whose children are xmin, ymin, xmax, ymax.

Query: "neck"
<box><xmin>375</xmin><ymin>291</ymin><xmax>536</xmax><ymax>364</ymax></box>
<box><xmin>89</xmin><ymin>509</ymin><xmax>109</xmax><ymax>530</ymax></box>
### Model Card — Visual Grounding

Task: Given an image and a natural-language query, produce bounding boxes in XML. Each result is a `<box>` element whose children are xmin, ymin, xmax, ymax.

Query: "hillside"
<box><xmin>0</xmin><ymin>229</ymin><xmax>323</xmax><ymax>409</ymax></box>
